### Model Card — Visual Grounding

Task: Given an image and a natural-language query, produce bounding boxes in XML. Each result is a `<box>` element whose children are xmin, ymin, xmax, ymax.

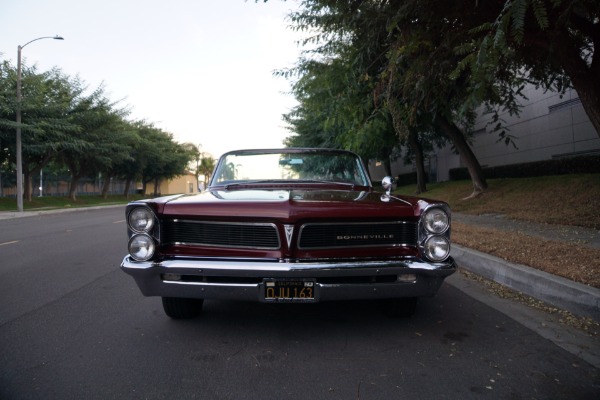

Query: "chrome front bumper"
<box><xmin>121</xmin><ymin>256</ymin><xmax>457</xmax><ymax>302</ymax></box>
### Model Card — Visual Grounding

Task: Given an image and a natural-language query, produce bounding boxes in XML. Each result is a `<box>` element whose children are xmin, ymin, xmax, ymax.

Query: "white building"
<box><xmin>370</xmin><ymin>86</ymin><xmax>600</xmax><ymax>182</ymax></box>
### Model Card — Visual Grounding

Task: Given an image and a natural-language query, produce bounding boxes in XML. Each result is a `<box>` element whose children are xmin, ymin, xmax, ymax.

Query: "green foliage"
<box><xmin>0</xmin><ymin>59</ymin><xmax>195</xmax><ymax>200</ymax></box>
<box><xmin>277</xmin><ymin>0</ymin><xmax>600</xmax><ymax>195</ymax></box>
<box><xmin>280</xmin><ymin>0</ymin><xmax>493</xmax><ymax>191</ymax></box>
<box><xmin>459</xmin><ymin>0</ymin><xmax>599</xmax><ymax>134</ymax></box>
<box><xmin>198</xmin><ymin>156</ymin><xmax>216</xmax><ymax>187</ymax></box>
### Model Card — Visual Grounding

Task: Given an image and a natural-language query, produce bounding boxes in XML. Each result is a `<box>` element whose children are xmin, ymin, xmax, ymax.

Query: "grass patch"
<box><xmin>395</xmin><ymin>174</ymin><xmax>600</xmax><ymax>229</ymax></box>
<box><xmin>398</xmin><ymin>174</ymin><xmax>600</xmax><ymax>289</ymax></box>
<box><xmin>0</xmin><ymin>194</ymin><xmax>147</xmax><ymax>212</ymax></box>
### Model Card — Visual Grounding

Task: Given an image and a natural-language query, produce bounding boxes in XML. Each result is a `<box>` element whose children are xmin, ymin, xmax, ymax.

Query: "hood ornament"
<box><xmin>381</xmin><ymin>176</ymin><xmax>394</xmax><ymax>202</ymax></box>
<box><xmin>382</xmin><ymin>176</ymin><xmax>394</xmax><ymax>196</ymax></box>
<box><xmin>284</xmin><ymin>225</ymin><xmax>294</xmax><ymax>247</ymax></box>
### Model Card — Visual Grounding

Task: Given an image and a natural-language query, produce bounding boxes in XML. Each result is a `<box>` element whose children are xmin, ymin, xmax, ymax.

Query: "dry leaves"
<box><xmin>452</xmin><ymin>222</ymin><xmax>600</xmax><ymax>288</ymax></box>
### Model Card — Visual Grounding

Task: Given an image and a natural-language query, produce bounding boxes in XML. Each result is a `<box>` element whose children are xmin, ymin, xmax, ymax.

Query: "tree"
<box><xmin>97</xmin><ymin>119</ymin><xmax>137</xmax><ymax>199</ymax></box>
<box><xmin>0</xmin><ymin>58</ymin><xmax>196</xmax><ymax>203</ymax></box>
<box><xmin>0</xmin><ymin>61</ymin><xmax>81</xmax><ymax>201</ymax></box>
<box><xmin>134</xmin><ymin>124</ymin><xmax>194</xmax><ymax>196</ymax></box>
<box><xmin>183</xmin><ymin>142</ymin><xmax>202</xmax><ymax>190</ymax></box>
<box><xmin>282</xmin><ymin>0</ymin><xmax>490</xmax><ymax>195</ymax></box>
<box><xmin>198</xmin><ymin>156</ymin><xmax>216</xmax><ymax>189</ymax></box>
<box><xmin>282</xmin><ymin>54</ymin><xmax>400</xmax><ymax>181</ymax></box>
<box><xmin>113</xmin><ymin>120</ymin><xmax>154</xmax><ymax>197</ymax></box>
<box><xmin>56</xmin><ymin>84</ymin><xmax>128</xmax><ymax>201</ymax></box>
<box><xmin>464</xmin><ymin>0</ymin><xmax>600</xmax><ymax>137</ymax></box>
<box><xmin>371</xmin><ymin>1</ymin><xmax>491</xmax><ymax>194</ymax></box>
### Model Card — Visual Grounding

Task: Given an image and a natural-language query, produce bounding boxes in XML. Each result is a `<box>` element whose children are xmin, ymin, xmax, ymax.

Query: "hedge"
<box><xmin>448</xmin><ymin>155</ymin><xmax>600</xmax><ymax>181</ymax></box>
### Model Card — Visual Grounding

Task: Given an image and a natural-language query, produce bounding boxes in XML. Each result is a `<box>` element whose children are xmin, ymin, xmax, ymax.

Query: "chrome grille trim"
<box><xmin>298</xmin><ymin>221</ymin><xmax>417</xmax><ymax>249</ymax></box>
<box><xmin>162</xmin><ymin>219</ymin><xmax>280</xmax><ymax>250</ymax></box>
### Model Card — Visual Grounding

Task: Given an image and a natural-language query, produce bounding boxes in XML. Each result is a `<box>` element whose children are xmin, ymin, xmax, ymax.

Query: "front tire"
<box><xmin>161</xmin><ymin>297</ymin><xmax>204</xmax><ymax>319</ymax></box>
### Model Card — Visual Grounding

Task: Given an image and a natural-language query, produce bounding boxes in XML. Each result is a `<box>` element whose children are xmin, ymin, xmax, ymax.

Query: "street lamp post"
<box><xmin>16</xmin><ymin>35</ymin><xmax>63</xmax><ymax>212</ymax></box>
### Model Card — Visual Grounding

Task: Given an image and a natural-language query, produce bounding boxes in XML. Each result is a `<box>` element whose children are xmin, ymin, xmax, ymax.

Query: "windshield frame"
<box><xmin>208</xmin><ymin>148</ymin><xmax>372</xmax><ymax>189</ymax></box>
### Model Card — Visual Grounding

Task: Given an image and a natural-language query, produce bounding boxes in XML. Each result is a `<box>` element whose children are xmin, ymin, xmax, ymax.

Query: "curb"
<box><xmin>452</xmin><ymin>244</ymin><xmax>600</xmax><ymax>321</ymax></box>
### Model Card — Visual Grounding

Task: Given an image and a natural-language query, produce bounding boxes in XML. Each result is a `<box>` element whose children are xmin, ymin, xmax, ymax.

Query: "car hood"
<box><xmin>152</xmin><ymin>188</ymin><xmax>428</xmax><ymax>221</ymax></box>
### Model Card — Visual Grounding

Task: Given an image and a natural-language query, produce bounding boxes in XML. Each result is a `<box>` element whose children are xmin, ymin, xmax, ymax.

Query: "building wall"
<box><xmin>370</xmin><ymin>86</ymin><xmax>600</xmax><ymax>182</ymax></box>
<box><xmin>145</xmin><ymin>173</ymin><xmax>198</xmax><ymax>196</ymax></box>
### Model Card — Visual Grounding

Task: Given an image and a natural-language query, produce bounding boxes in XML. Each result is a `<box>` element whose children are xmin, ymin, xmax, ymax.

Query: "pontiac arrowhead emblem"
<box><xmin>284</xmin><ymin>225</ymin><xmax>294</xmax><ymax>247</ymax></box>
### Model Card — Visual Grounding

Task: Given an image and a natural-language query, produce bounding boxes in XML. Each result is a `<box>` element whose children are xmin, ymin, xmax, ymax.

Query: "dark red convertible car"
<box><xmin>121</xmin><ymin>148</ymin><xmax>456</xmax><ymax>318</ymax></box>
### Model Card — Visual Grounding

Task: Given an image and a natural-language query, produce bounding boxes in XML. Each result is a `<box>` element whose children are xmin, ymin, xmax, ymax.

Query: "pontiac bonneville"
<box><xmin>121</xmin><ymin>148</ymin><xmax>456</xmax><ymax>318</ymax></box>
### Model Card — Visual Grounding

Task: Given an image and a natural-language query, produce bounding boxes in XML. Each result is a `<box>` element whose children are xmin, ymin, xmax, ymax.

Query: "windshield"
<box><xmin>210</xmin><ymin>150</ymin><xmax>370</xmax><ymax>187</ymax></box>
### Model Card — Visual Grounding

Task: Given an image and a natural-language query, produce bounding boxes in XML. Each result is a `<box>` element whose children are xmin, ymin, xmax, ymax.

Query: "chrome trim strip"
<box><xmin>122</xmin><ymin>256</ymin><xmax>455</xmax><ymax>273</ymax></box>
<box><xmin>170</xmin><ymin>241</ymin><xmax>280</xmax><ymax>250</ymax></box>
<box><xmin>121</xmin><ymin>255</ymin><xmax>457</xmax><ymax>301</ymax></box>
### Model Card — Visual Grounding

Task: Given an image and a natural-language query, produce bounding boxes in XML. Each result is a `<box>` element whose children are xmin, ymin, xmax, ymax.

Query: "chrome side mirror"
<box><xmin>382</xmin><ymin>176</ymin><xmax>394</xmax><ymax>196</ymax></box>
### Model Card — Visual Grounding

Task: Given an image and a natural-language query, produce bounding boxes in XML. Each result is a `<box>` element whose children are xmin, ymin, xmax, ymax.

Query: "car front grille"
<box><xmin>162</xmin><ymin>219</ymin><xmax>280</xmax><ymax>249</ymax></box>
<box><xmin>298</xmin><ymin>221</ymin><xmax>417</xmax><ymax>249</ymax></box>
<box><xmin>161</xmin><ymin>219</ymin><xmax>417</xmax><ymax>251</ymax></box>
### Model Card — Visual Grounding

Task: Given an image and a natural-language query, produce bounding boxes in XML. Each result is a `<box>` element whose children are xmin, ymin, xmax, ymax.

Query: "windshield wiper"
<box><xmin>294</xmin><ymin>179</ymin><xmax>357</xmax><ymax>187</ymax></box>
<box><xmin>221</xmin><ymin>179</ymin><xmax>358</xmax><ymax>190</ymax></box>
<box><xmin>223</xmin><ymin>180</ymin><xmax>284</xmax><ymax>189</ymax></box>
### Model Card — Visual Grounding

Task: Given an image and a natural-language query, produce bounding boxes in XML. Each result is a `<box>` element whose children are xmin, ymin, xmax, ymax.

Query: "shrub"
<box><xmin>449</xmin><ymin>155</ymin><xmax>600</xmax><ymax>181</ymax></box>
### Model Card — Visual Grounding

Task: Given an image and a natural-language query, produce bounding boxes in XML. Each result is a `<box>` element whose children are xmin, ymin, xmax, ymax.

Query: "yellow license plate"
<box><xmin>265</xmin><ymin>280</ymin><xmax>315</xmax><ymax>302</ymax></box>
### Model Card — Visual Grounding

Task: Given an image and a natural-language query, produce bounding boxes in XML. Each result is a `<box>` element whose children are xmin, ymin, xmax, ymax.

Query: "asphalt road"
<box><xmin>0</xmin><ymin>207</ymin><xmax>598</xmax><ymax>399</ymax></box>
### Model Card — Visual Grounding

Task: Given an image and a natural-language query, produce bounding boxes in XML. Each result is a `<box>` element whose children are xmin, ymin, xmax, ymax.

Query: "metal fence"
<box><xmin>1</xmin><ymin>174</ymin><xmax>138</xmax><ymax>198</ymax></box>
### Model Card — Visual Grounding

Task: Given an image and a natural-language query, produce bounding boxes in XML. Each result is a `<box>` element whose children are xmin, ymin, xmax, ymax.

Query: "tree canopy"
<box><xmin>0</xmin><ymin>59</ymin><xmax>196</xmax><ymax>201</ymax></box>
<box><xmin>277</xmin><ymin>0</ymin><xmax>599</xmax><ymax>195</ymax></box>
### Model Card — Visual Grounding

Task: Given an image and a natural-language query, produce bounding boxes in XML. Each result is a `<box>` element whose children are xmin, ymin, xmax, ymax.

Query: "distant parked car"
<box><xmin>121</xmin><ymin>148</ymin><xmax>456</xmax><ymax>318</ymax></box>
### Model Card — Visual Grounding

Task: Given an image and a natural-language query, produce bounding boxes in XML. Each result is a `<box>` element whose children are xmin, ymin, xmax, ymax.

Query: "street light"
<box><xmin>16</xmin><ymin>35</ymin><xmax>64</xmax><ymax>212</ymax></box>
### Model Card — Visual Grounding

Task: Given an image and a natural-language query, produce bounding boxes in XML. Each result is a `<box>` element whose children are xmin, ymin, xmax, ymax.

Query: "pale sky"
<box><xmin>0</xmin><ymin>0</ymin><xmax>303</xmax><ymax>159</ymax></box>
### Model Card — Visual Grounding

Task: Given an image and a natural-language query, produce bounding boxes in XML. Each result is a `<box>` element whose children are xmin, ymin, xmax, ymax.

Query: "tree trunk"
<box><xmin>153</xmin><ymin>178</ymin><xmax>160</xmax><ymax>197</ymax></box>
<box><xmin>23</xmin><ymin>170</ymin><xmax>32</xmax><ymax>202</ymax></box>
<box><xmin>386</xmin><ymin>98</ymin><xmax>425</xmax><ymax>191</ymax></box>
<box><xmin>23</xmin><ymin>167</ymin><xmax>36</xmax><ymax>201</ymax></box>
<box><xmin>22</xmin><ymin>154</ymin><xmax>53</xmax><ymax>202</ymax></box>
<box><xmin>123</xmin><ymin>178</ymin><xmax>132</xmax><ymax>198</ymax></box>
<box><xmin>436</xmin><ymin>116</ymin><xmax>487</xmax><ymax>196</ymax></box>
<box><xmin>383</xmin><ymin>157</ymin><xmax>392</xmax><ymax>177</ymax></box>
<box><xmin>408</xmin><ymin>130</ymin><xmax>427</xmax><ymax>194</ymax></box>
<box><xmin>554</xmin><ymin>37</ymin><xmax>600</xmax><ymax>138</ymax></box>
<box><xmin>574</xmin><ymin>82</ymin><xmax>600</xmax><ymax>138</ymax></box>
<box><xmin>69</xmin><ymin>175</ymin><xmax>80</xmax><ymax>201</ymax></box>
<box><xmin>101</xmin><ymin>174</ymin><xmax>112</xmax><ymax>199</ymax></box>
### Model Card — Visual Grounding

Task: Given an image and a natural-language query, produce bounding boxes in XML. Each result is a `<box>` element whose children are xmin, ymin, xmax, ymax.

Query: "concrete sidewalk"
<box><xmin>453</xmin><ymin>212</ymin><xmax>600</xmax><ymax>249</ymax></box>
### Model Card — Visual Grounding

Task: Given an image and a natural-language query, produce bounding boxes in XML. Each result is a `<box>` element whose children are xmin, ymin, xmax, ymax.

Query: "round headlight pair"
<box><xmin>127</xmin><ymin>206</ymin><xmax>156</xmax><ymax>261</ymax></box>
<box><xmin>423</xmin><ymin>236</ymin><xmax>450</xmax><ymax>262</ymax></box>
<box><xmin>129</xmin><ymin>234</ymin><xmax>156</xmax><ymax>261</ymax></box>
<box><xmin>128</xmin><ymin>207</ymin><xmax>155</xmax><ymax>232</ymax></box>
<box><xmin>423</xmin><ymin>208</ymin><xmax>449</xmax><ymax>234</ymax></box>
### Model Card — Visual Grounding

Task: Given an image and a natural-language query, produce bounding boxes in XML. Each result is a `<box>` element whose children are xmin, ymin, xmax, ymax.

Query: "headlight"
<box><xmin>128</xmin><ymin>234</ymin><xmax>156</xmax><ymax>261</ymax></box>
<box><xmin>424</xmin><ymin>236</ymin><xmax>450</xmax><ymax>261</ymax></box>
<box><xmin>128</xmin><ymin>206</ymin><xmax>155</xmax><ymax>232</ymax></box>
<box><xmin>423</xmin><ymin>208</ymin><xmax>449</xmax><ymax>234</ymax></box>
